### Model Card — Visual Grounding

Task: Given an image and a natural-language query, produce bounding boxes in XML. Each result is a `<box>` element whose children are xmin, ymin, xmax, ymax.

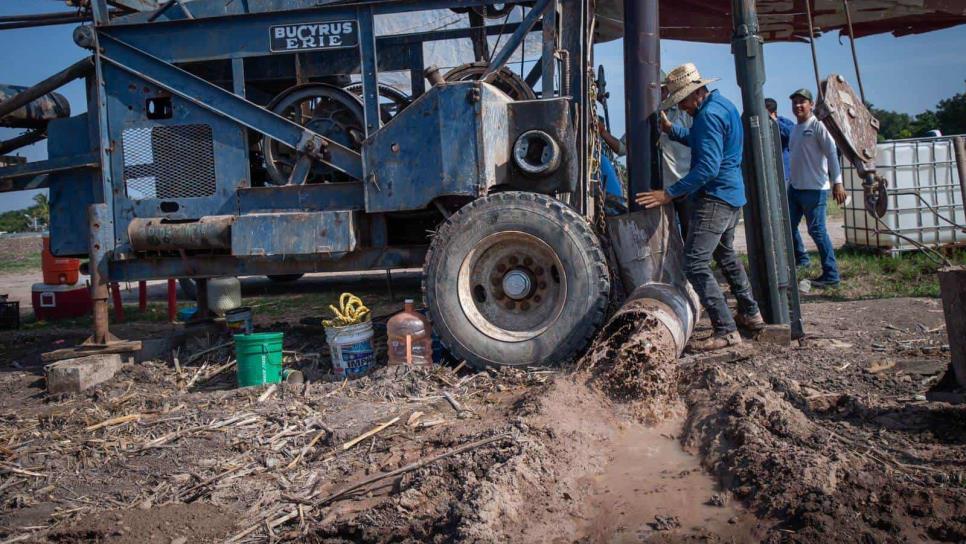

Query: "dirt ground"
<box><xmin>0</xmin><ymin>293</ymin><xmax>963</xmax><ymax>543</ymax></box>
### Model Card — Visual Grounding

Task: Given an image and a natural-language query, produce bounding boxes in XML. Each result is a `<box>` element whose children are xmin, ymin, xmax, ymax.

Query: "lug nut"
<box><xmin>504</xmin><ymin>301</ymin><xmax>516</xmax><ymax>310</ymax></box>
<box><xmin>520</xmin><ymin>302</ymin><xmax>530</xmax><ymax>311</ymax></box>
<box><xmin>523</xmin><ymin>257</ymin><xmax>533</xmax><ymax>266</ymax></box>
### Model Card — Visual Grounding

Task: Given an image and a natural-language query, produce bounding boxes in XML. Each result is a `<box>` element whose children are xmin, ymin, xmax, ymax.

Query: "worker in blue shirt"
<box><xmin>637</xmin><ymin>63</ymin><xmax>765</xmax><ymax>352</ymax></box>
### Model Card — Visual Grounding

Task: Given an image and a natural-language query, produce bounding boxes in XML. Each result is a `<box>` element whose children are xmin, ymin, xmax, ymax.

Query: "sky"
<box><xmin>0</xmin><ymin>1</ymin><xmax>963</xmax><ymax>212</ymax></box>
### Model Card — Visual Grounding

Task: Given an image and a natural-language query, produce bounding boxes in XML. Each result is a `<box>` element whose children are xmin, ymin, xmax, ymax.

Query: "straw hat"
<box><xmin>660</xmin><ymin>63</ymin><xmax>720</xmax><ymax>110</ymax></box>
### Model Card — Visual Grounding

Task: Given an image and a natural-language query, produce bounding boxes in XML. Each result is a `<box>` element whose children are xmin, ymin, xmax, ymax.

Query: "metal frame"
<box><xmin>842</xmin><ymin>136</ymin><xmax>965</xmax><ymax>253</ymax></box>
<box><xmin>0</xmin><ymin>0</ymin><xmax>591</xmax><ymax>283</ymax></box>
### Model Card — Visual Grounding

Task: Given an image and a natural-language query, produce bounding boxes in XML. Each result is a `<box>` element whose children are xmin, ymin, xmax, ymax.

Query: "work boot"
<box><xmin>689</xmin><ymin>331</ymin><xmax>742</xmax><ymax>353</ymax></box>
<box><xmin>734</xmin><ymin>311</ymin><xmax>766</xmax><ymax>332</ymax></box>
<box><xmin>809</xmin><ymin>277</ymin><xmax>840</xmax><ymax>289</ymax></box>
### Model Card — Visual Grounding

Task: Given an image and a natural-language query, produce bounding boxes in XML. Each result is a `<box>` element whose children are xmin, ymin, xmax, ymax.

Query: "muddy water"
<box><xmin>578</xmin><ymin>416</ymin><xmax>758</xmax><ymax>543</ymax></box>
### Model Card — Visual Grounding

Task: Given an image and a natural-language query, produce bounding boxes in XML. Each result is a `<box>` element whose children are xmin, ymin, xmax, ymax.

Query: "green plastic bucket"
<box><xmin>234</xmin><ymin>332</ymin><xmax>284</xmax><ymax>387</ymax></box>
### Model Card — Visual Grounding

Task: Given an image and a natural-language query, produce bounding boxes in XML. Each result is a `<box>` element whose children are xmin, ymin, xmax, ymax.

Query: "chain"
<box><xmin>588</xmin><ymin>80</ymin><xmax>607</xmax><ymax>235</ymax></box>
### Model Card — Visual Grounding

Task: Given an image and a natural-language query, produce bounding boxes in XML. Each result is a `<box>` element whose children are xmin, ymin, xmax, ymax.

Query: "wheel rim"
<box><xmin>443</xmin><ymin>62</ymin><xmax>536</xmax><ymax>101</ymax></box>
<box><xmin>262</xmin><ymin>85</ymin><xmax>365</xmax><ymax>185</ymax></box>
<box><xmin>457</xmin><ymin>231</ymin><xmax>567</xmax><ymax>343</ymax></box>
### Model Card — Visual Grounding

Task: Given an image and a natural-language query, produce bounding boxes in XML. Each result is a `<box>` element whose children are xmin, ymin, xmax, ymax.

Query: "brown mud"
<box><xmin>0</xmin><ymin>297</ymin><xmax>963</xmax><ymax>542</ymax></box>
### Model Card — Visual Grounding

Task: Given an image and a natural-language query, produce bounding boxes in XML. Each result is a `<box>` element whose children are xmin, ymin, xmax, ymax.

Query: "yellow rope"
<box><xmin>322</xmin><ymin>292</ymin><xmax>371</xmax><ymax>327</ymax></box>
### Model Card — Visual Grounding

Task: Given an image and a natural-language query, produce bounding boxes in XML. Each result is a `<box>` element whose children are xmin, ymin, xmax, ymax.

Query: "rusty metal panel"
<box><xmin>816</xmin><ymin>74</ymin><xmax>879</xmax><ymax>177</ymax></box>
<box><xmin>362</xmin><ymin>81</ymin><xmax>511</xmax><ymax>213</ymax></box>
<box><xmin>506</xmin><ymin>97</ymin><xmax>577</xmax><ymax>194</ymax></box>
<box><xmin>231</xmin><ymin>211</ymin><xmax>356</xmax><ymax>257</ymax></box>
<box><xmin>128</xmin><ymin>215</ymin><xmax>234</xmax><ymax>251</ymax></box>
<box><xmin>595</xmin><ymin>0</ymin><xmax>966</xmax><ymax>44</ymax></box>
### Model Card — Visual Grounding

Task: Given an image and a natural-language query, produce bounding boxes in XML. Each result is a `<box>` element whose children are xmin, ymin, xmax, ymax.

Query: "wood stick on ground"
<box><xmin>185</xmin><ymin>341</ymin><xmax>233</xmax><ymax>364</ymax></box>
<box><xmin>442</xmin><ymin>392</ymin><xmax>465</xmax><ymax>413</ymax></box>
<box><xmin>183</xmin><ymin>362</ymin><xmax>210</xmax><ymax>390</ymax></box>
<box><xmin>342</xmin><ymin>417</ymin><xmax>400</xmax><ymax>451</ymax></box>
<box><xmin>257</xmin><ymin>384</ymin><xmax>278</xmax><ymax>403</ymax></box>
<box><xmin>308</xmin><ymin>432</ymin><xmax>513</xmax><ymax>507</ymax></box>
<box><xmin>199</xmin><ymin>359</ymin><xmax>236</xmax><ymax>384</ymax></box>
<box><xmin>286</xmin><ymin>427</ymin><xmax>331</xmax><ymax>470</ymax></box>
<box><xmin>85</xmin><ymin>414</ymin><xmax>141</xmax><ymax>432</ymax></box>
<box><xmin>0</xmin><ymin>463</ymin><xmax>46</xmax><ymax>478</ymax></box>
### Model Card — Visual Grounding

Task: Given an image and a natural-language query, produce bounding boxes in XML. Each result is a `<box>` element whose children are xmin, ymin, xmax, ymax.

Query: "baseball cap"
<box><xmin>789</xmin><ymin>88</ymin><xmax>814</xmax><ymax>102</ymax></box>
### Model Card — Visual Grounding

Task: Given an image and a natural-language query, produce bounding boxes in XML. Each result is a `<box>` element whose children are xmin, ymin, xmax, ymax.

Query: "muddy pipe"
<box><xmin>607</xmin><ymin>206</ymin><xmax>701</xmax><ymax>356</ymax></box>
<box><xmin>611</xmin><ymin>282</ymin><xmax>700</xmax><ymax>356</ymax></box>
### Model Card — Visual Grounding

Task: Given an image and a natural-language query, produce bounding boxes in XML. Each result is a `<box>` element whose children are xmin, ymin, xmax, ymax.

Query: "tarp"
<box><xmin>595</xmin><ymin>0</ymin><xmax>966</xmax><ymax>44</ymax></box>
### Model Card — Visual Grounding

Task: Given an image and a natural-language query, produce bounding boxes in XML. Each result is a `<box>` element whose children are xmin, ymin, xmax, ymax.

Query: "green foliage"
<box><xmin>870</xmin><ymin>92</ymin><xmax>966</xmax><ymax>141</ymax></box>
<box><xmin>0</xmin><ymin>194</ymin><xmax>49</xmax><ymax>233</ymax></box>
<box><xmin>936</xmin><ymin>93</ymin><xmax>966</xmax><ymax>136</ymax></box>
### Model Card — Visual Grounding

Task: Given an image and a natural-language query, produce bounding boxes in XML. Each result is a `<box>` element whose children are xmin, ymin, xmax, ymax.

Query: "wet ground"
<box><xmin>0</xmin><ymin>294</ymin><xmax>963</xmax><ymax>543</ymax></box>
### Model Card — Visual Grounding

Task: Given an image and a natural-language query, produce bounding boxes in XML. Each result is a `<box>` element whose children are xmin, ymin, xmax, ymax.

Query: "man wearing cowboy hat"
<box><xmin>637</xmin><ymin>63</ymin><xmax>765</xmax><ymax>352</ymax></box>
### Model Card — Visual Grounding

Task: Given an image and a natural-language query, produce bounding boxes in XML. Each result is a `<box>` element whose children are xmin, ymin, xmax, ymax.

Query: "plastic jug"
<box><xmin>387</xmin><ymin>299</ymin><xmax>433</xmax><ymax>365</ymax></box>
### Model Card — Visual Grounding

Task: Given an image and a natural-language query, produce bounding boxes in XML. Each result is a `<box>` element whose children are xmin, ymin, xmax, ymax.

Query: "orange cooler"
<box><xmin>42</xmin><ymin>237</ymin><xmax>81</xmax><ymax>285</ymax></box>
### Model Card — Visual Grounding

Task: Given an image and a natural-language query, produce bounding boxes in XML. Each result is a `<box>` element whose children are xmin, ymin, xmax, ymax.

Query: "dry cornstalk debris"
<box><xmin>85</xmin><ymin>413</ymin><xmax>141</xmax><ymax>431</ymax></box>
<box><xmin>342</xmin><ymin>416</ymin><xmax>400</xmax><ymax>451</ymax></box>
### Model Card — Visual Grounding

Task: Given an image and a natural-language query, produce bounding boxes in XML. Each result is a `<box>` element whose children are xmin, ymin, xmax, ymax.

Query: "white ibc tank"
<box><xmin>843</xmin><ymin>136</ymin><xmax>965</xmax><ymax>253</ymax></box>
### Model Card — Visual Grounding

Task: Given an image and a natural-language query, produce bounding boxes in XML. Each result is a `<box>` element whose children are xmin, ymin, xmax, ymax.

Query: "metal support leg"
<box><xmin>88</xmin><ymin>204</ymin><xmax>114</xmax><ymax>345</ymax></box>
<box><xmin>138</xmin><ymin>280</ymin><xmax>147</xmax><ymax>311</ymax></box>
<box><xmin>167</xmin><ymin>279</ymin><xmax>177</xmax><ymax>322</ymax></box>
<box><xmin>731</xmin><ymin>0</ymin><xmax>793</xmax><ymax>327</ymax></box>
<box><xmin>196</xmin><ymin>278</ymin><xmax>209</xmax><ymax>319</ymax></box>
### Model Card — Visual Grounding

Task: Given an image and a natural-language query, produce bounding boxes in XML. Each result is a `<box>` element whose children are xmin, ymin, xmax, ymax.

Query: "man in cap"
<box><xmin>636</xmin><ymin>63</ymin><xmax>765</xmax><ymax>351</ymax></box>
<box><xmin>766</xmin><ymin>97</ymin><xmax>807</xmax><ymax>265</ymax></box>
<box><xmin>598</xmin><ymin>71</ymin><xmax>694</xmax><ymax>236</ymax></box>
<box><xmin>788</xmin><ymin>88</ymin><xmax>845</xmax><ymax>287</ymax></box>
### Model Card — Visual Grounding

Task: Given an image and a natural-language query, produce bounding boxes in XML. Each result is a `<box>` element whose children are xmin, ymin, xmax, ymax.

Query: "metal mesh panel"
<box><xmin>122</xmin><ymin>124</ymin><xmax>216</xmax><ymax>200</ymax></box>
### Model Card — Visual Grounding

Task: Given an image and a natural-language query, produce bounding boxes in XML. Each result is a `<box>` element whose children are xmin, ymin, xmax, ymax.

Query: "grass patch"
<box><xmin>796</xmin><ymin>248</ymin><xmax>966</xmax><ymax>300</ymax></box>
<box><xmin>737</xmin><ymin>247</ymin><xmax>964</xmax><ymax>300</ymax></box>
<box><xmin>21</xmin><ymin>303</ymin><xmax>177</xmax><ymax>329</ymax></box>
<box><xmin>0</xmin><ymin>251</ymin><xmax>41</xmax><ymax>273</ymax></box>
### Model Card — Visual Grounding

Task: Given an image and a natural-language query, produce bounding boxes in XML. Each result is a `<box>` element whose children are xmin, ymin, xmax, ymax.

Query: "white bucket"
<box><xmin>325</xmin><ymin>321</ymin><xmax>375</xmax><ymax>378</ymax></box>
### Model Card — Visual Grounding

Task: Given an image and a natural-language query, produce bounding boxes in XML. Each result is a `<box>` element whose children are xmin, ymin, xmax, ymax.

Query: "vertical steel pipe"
<box><xmin>88</xmin><ymin>204</ymin><xmax>111</xmax><ymax>345</ymax></box>
<box><xmin>111</xmin><ymin>283</ymin><xmax>125</xmax><ymax>323</ymax></box>
<box><xmin>731</xmin><ymin>0</ymin><xmax>793</xmax><ymax>326</ymax></box>
<box><xmin>167</xmin><ymin>279</ymin><xmax>177</xmax><ymax>322</ymax></box>
<box><xmin>841</xmin><ymin>0</ymin><xmax>866</xmax><ymax>103</ymax></box>
<box><xmin>138</xmin><ymin>280</ymin><xmax>147</xmax><ymax>312</ymax></box>
<box><xmin>622</xmin><ymin>0</ymin><xmax>661</xmax><ymax>206</ymax></box>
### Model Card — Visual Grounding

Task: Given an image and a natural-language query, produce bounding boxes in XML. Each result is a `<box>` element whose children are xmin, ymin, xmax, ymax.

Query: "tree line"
<box><xmin>0</xmin><ymin>193</ymin><xmax>49</xmax><ymax>234</ymax></box>
<box><xmin>870</xmin><ymin>92</ymin><xmax>965</xmax><ymax>141</ymax></box>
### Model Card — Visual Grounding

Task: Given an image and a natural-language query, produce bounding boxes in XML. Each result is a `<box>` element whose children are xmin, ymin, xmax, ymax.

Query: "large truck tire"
<box><xmin>423</xmin><ymin>192</ymin><xmax>610</xmax><ymax>368</ymax></box>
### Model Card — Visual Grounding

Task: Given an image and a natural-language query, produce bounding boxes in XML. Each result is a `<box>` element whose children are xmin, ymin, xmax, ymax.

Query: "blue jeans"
<box><xmin>788</xmin><ymin>187</ymin><xmax>840</xmax><ymax>282</ymax></box>
<box><xmin>684</xmin><ymin>196</ymin><xmax>760</xmax><ymax>335</ymax></box>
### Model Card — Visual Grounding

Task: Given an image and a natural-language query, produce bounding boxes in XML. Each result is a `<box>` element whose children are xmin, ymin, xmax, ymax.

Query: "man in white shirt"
<box><xmin>598</xmin><ymin>72</ymin><xmax>694</xmax><ymax>237</ymax></box>
<box><xmin>788</xmin><ymin>88</ymin><xmax>846</xmax><ymax>288</ymax></box>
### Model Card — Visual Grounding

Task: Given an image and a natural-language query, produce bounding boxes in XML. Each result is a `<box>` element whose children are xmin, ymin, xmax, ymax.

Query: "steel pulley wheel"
<box><xmin>342</xmin><ymin>82</ymin><xmax>412</xmax><ymax>122</ymax></box>
<box><xmin>423</xmin><ymin>192</ymin><xmax>610</xmax><ymax>368</ymax></box>
<box><xmin>262</xmin><ymin>83</ymin><xmax>365</xmax><ymax>185</ymax></box>
<box><xmin>444</xmin><ymin>62</ymin><xmax>536</xmax><ymax>101</ymax></box>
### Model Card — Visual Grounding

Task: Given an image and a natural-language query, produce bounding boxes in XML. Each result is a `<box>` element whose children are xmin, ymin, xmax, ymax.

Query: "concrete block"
<box><xmin>45</xmin><ymin>354</ymin><xmax>123</xmax><ymax>395</ymax></box>
<box><xmin>756</xmin><ymin>324</ymin><xmax>792</xmax><ymax>346</ymax></box>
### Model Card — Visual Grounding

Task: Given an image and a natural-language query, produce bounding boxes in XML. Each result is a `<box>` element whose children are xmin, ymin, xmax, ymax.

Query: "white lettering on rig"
<box><xmin>269</xmin><ymin>20</ymin><xmax>358</xmax><ymax>52</ymax></box>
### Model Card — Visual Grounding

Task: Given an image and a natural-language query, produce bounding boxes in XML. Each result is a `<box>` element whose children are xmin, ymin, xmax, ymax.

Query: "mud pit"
<box><xmin>0</xmin><ymin>297</ymin><xmax>964</xmax><ymax>543</ymax></box>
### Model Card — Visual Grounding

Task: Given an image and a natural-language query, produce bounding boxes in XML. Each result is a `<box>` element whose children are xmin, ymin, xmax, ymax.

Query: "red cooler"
<box><xmin>32</xmin><ymin>283</ymin><xmax>92</xmax><ymax>321</ymax></box>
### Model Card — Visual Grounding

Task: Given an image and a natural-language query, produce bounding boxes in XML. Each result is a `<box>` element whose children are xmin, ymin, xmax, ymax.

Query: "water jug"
<box><xmin>387</xmin><ymin>299</ymin><xmax>433</xmax><ymax>365</ymax></box>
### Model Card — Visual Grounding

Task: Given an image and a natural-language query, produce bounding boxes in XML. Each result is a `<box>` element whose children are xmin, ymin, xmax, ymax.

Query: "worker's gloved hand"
<box><xmin>635</xmin><ymin>190</ymin><xmax>671</xmax><ymax>209</ymax></box>
<box><xmin>832</xmin><ymin>183</ymin><xmax>847</xmax><ymax>206</ymax></box>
